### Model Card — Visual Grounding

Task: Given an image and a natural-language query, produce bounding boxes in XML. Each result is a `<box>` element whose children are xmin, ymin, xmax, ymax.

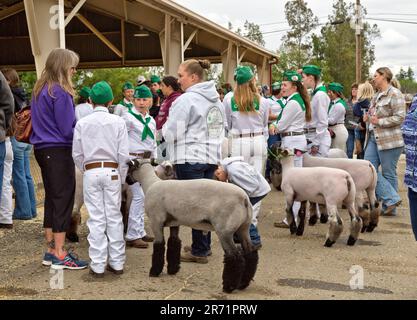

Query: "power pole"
<box><xmin>355</xmin><ymin>0</ymin><xmax>362</xmax><ymax>83</ymax></box>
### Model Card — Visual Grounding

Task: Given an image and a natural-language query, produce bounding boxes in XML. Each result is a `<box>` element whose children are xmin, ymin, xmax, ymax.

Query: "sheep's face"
<box><xmin>154</xmin><ymin>161</ymin><xmax>176</xmax><ymax>180</ymax></box>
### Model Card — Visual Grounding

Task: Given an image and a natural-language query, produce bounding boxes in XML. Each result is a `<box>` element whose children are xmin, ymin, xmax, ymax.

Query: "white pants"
<box><xmin>281</xmin><ymin>135</ymin><xmax>307</xmax><ymax>225</ymax></box>
<box><xmin>0</xmin><ymin>138</ymin><xmax>13</xmax><ymax>224</ymax></box>
<box><xmin>125</xmin><ymin>182</ymin><xmax>147</xmax><ymax>241</ymax></box>
<box><xmin>230</xmin><ymin>135</ymin><xmax>267</xmax><ymax>225</ymax></box>
<box><xmin>330</xmin><ymin>124</ymin><xmax>348</xmax><ymax>152</ymax></box>
<box><xmin>306</xmin><ymin>131</ymin><xmax>331</xmax><ymax>157</ymax></box>
<box><xmin>84</xmin><ymin>167</ymin><xmax>125</xmax><ymax>273</ymax></box>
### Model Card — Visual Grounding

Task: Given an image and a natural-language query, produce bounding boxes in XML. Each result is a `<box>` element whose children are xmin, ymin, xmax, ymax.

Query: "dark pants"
<box><xmin>175</xmin><ymin>163</ymin><xmax>217</xmax><ymax>257</ymax></box>
<box><xmin>248</xmin><ymin>195</ymin><xmax>267</xmax><ymax>246</ymax></box>
<box><xmin>265</xmin><ymin>134</ymin><xmax>281</xmax><ymax>178</ymax></box>
<box><xmin>408</xmin><ymin>188</ymin><xmax>417</xmax><ymax>241</ymax></box>
<box><xmin>0</xmin><ymin>141</ymin><xmax>5</xmax><ymax>198</ymax></box>
<box><xmin>346</xmin><ymin>129</ymin><xmax>355</xmax><ymax>159</ymax></box>
<box><xmin>34</xmin><ymin>147</ymin><xmax>75</xmax><ymax>233</ymax></box>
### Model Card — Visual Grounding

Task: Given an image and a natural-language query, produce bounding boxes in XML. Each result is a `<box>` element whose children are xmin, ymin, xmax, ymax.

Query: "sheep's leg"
<box><xmin>149</xmin><ymin>224</ymin><xmax>165</xmax><ymax>277</ymax></box>
<box><xmin>308</xmin><ymin>201</ymin><xmax>318</xmax><ymax>226</ymax></box>
<box><xmin>324</xmin><ymin>205</ymin><xmax>344</xmax><ymax>247</ymax></box>
<box><xmin>67</xmin><ymin>168</ymin><xmax>84</xmax><ymax>243</ymax></box>
<box><xmin>356</xmin><ymin>193</ymin><xmax>370</xmax><ymax>233</ymax></box>
<box><xmin>167</xmin><ymin>226</ymin><xmax>182</xmax><ymax>275</ymax></box>
<box><xmin>319</xmin><ymin>204</ymin><xmax>328</xmax><ymax>224</ymax></box>
<box><xmin>346</xmin><ymin>201</ymin><xmax>363</xmax><ymax>246</ymax></box>
<box><xmin>285</xmin><ymin>195</ymin><xmax>297</xmax><ymax>235</ymax></box>
<box><xmin>218</xmin><ymin>232</ymin><xmax>245</xmax><ymax>293</ymax></box>
<box><xmin>366</xmin><ymin>189</ymin><xmax>380</xmax><ymax>233</ymax></box>
<box><xmin>296</xmin><ymin>201</ymin><xmax>307</xmax><ymax>236</ymax></box>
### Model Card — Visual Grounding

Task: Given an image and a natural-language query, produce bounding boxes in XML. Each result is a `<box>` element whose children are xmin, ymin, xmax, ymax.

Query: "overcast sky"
<box><xmin>174</xmin><ymin>0</ymin><xmax>417</xmax><ymax>78</ymax></box>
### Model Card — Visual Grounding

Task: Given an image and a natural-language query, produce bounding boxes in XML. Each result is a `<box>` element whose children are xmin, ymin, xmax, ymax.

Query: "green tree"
<box><xmin>407</xmin><ymin>67</ymin><xmax>415</xmax><ymax>81</ymax></box>
<box><xmin>313</xmin><ymin>0</ymin><xmax>380</xmax><ymax>96</ymax></box>
<box><xmin>228</xmin><ymin>20</ymin><xmax>265</xmax><ymax>46</ymax></box>
<box><xmin>281</xmin><ymin>0</ymin><xmax>319</xmax><ymax>69</ymax></box>
<box><xmin>396</xmin><ymin>67</ymin><xmax>408</xmax><ymax>80</ymax></box>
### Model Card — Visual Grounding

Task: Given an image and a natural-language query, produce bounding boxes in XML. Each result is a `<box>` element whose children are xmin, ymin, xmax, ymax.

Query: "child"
<box><xmin>122</xmin><ymin>85</ymin><xmax>157</xmax><ymax>249</ymax></box>
<box><xmin>72</xmin><ymin>81</ymin><xmax>130</xmax><ymax>277</ymax></box>
<box><xmin>114</xmin><ymin>82</ymin><xmax>135</xmax><ymax>116</ymax></box>
<box><xmin>214</xmin><ymin>156</ymin><xmax>271</xmax><ymax>248</ymax></box>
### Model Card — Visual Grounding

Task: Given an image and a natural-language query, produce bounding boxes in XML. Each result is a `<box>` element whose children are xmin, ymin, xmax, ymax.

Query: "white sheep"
<box><xmin>127</xmin><ymin>158</ymin><xmax>259</xmax><ymax>293</ymax></box>
<box><xmin>276</xmin><ymin>148</ymin><xmax>362</xmax><ymax>247</ymax></box>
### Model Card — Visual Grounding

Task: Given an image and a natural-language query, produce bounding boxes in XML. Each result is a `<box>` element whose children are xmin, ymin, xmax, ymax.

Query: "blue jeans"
<box><xmin>175</xmin><ymin>163</ymin><xmax>217</xmax><ymax>257</ymax></box>
<box><xmin>265</xmin><ymin>134</ymin><xmax>281</xmax><ymax>178</ymax></box>
<box><xmin>409</xmin><ymin>188</ymin><xmax>417</xmax><ymax>241</ymax></box>
<box><xmin>11</xmin><ymin>138</ymin><xmax>37</xmax><ymax>219</ymax></box>
<box><xmin>346</xmin><ymin>129</ymin><xmax>355</xmax><ymax>159</ymax></box>
<box><xmin>249</xmin><ymin>195</ymin><xmax>267</xmax><ymax>246</ymax></box>
<box><xmin>0</xmin><ymin>141</ymin><xmax>5</xmax><ymax>197</ymax></box>
<box><xmin>364</xmin><ymin>133</ymin><xmax>402</xmax><ymax>213</ymax></box>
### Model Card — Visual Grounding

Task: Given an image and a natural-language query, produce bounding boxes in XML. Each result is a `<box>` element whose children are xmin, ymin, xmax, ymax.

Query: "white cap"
<box><xmin>137</xmin><ymin>75</ymin><xmax>147</xmax><ymax>86</ymax></box>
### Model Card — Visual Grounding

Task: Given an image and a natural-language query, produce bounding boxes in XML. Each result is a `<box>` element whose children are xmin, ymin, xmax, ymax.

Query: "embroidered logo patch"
<box><xmin>111</xmin><ymin>175</ymin><xmax>119</xmax><ymax>181</ymax></box>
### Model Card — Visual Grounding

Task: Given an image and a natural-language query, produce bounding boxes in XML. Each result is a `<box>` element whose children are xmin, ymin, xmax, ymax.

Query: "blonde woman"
<box><xmin>122</xmin><ymin>85</ymin><xmax>157</xmax><ymax>249</ymax></box>
<box><xmin>364</xmin><ymin>67</ymin><xmax>405</xmax><ymax>216</ymax></box>
<box><xmin>223</xmin><ymin>66</ymin><xmax>269</xmax><ymax>248</ymax></box>
<box><xmin>31</xmin><ymin>48</ymin><xmax>87</xmax><ymax>269</ymax></box>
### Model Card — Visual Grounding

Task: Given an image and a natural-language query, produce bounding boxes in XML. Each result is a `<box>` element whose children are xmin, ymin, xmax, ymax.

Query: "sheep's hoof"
<box><xmin>366</xmin><ymin>223</ymin><xmax>377</xmax><ymax>233</ymax></box>
<box><xmin>360</xmin><ymin>225</ymin><xmax>367</xmax><ymax>233</ymax></box>
<box><xmin>66</xmin><ymin>232</ymin><xmax>79</xmax><ymax>243</ymax></box>
<box><xmin>347</xmin><ymin>236</ymin><xmax>357</xmax><ymax>246</ymax></box>
<box><xmin>149</xmin><ymin>268</ymin><xmax>162</xmax><ymax>277</ymax></box>
<box><xmin>296</xmin><ymin>226</ymin><xmax>305</xmax><ymax>236</ymax></box>
<box><xmin>320</xmin><ymin>214</ymin><xmax>329</xmax><ymax>224</ymax></box>
<box><xmin>324</xmin><ymin>238</ymin><xmax>335</xmax><ymax>247</ymax></box>
<box><xmin>308</xmin><ymin>215</ymin><xmax>318</xmax><ymax>226</ymax></box>
<box><xmin>289</xmin><ymin>222</ymin><xmax>297</xmax><ymax>235</ymax></box>
<box><xmin>167</xmin><ymin>265</ymin><xmax>180</xmax><ymax>275</ymax></box>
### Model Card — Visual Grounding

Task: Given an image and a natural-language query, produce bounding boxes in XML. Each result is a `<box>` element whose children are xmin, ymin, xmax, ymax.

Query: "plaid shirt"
<box><xmin>367</xmin><ymin>86</ymin><xmax>405</xmax><ymax>151</ymax></box>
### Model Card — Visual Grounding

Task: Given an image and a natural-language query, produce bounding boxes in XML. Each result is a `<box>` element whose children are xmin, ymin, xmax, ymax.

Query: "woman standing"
<box><xmin>271</xmin><ymin>71</ymin><xmax>311</xmax><ymax>228</ymax></box>
<box><xmin>162</xmin><ymin>59</ymin><xmax>225</xmax><ymax>263</ymax></box>
<box><xmin>345</xmin><ymin>84</ymin><xmax>358</xmax><ymax>158</ymax></box>
<box><xmin>31</xmin><ymin>48</ymin><xmax>87</xmax><ymax>269</ymax></box>
<box><xmin>2</xmin><ymin>68</ymin><xmax>37</xmax><ymax>220</ymax></box>
<box><xmin>156</xmin><ymin>76</ymin><xmax>182</xmax><ymax>137</ymax></box>
<box><xmin>223</xmin><ymin>66</ymin><xmax>269</xmax><ymax>248</ymax></box>
<box><xmin>122</xmin><ymin>85</ymin><xmax>156</xmax><ymax>249</ymax></box>
<box><xmin>364</xmin><ymin>67</ymin><xmax>405</xmax><ymax>216</ymax></box>
<box><xmin>327</xmin><ymin>82</ymin><xmax>349</xmax><ymax>152</ymax></box>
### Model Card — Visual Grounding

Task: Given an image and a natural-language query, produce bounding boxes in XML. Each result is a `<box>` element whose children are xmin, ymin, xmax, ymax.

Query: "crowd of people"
<box><xmin>0</xmin><ymin>47</ymin><xmax>416</xmax><ymax>278</ymax></box>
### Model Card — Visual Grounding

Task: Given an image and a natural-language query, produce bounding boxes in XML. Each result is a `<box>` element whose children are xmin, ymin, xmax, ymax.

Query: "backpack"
<box><xmin>14</xmin><ymin>105</ymin><xmax>32</xmax><ymax>144</ymax></box>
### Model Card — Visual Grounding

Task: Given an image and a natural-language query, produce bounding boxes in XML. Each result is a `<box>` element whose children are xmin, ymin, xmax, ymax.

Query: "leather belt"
<box><xmin>280</xmin><ymin>131</ymin><xmax>304</xmax><ymax>138</ymax></box>
<box><xmin>232</xmin><ymin>132</ymin><xmax>264</xmax><ymax>138</ymax></box>
<box><xmin>304</xmin><ymin>128</ymin><xmax>316</xmax><ymax>134</ymax></box>
<box><xmin>85</xmin><ymin>162</ymin><xmax>118</xmax><ymax>170</ymax></box>
<box><xmin>329</xmin><ymin>123</ymin><xmax>345</xmax><ymax>127</ymax></box>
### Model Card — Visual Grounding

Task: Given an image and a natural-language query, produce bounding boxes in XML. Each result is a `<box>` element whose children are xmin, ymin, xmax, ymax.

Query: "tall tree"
<box><xmin>229</xmin><ymin>20</ymin><xmax>265</xmax><ymax>46</ymax></box>
<box><xmin>313</xmin><ymin>0</ymin><xmax>380</xmax><ymax>96</ymax></box>
<box><xmin>396</xmin><ymin>67</ymin><xmax>408</xmax><ymax>80</ymax></box>
<box><xmin>407</xmin><ymin>67</ymin><xmax>415</xmax><ymax>81</ymax></box>
<box><xmin>281</xmin><ymin>0</ymin><xmax>319</xmax><ymax>69</ymax></box>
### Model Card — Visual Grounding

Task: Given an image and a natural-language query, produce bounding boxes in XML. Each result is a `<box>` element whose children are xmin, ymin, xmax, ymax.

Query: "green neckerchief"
<box><xmin>312</xmin><ymin>85</ymin><xmax>327</xmax><ymax>97</ymax></box>
<box><xmin>231</xmin><ymin>96</ymin><xmax>260</xmax><ymax>112</ymax></box>
<box><xmin>277</xmin><ymin>99</ymin><xmax>285</xmax><ymax>108</ymax></box>
<box><xmin>120</xmin><ymin>99</ymin><xmax>133</xmax><ymax>110</ymax></box>
<box><xmin>276</xmin><ymin>93</ymin><xmax>305</xmax><ymax>122</ymax></box>
<box><xmin>328</xmin><ymin>98</ymin><xmax>348</xmax><ymax>114</ymax></box>
<box><xmin>128</xmin><ymin>109</ymin><xmax>155</xmax><ymax>141</ymax></box>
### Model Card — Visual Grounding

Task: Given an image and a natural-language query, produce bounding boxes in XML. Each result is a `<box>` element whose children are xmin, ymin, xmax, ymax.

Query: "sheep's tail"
<box><xmin>346</xmin><ymin>174</ymin><xmax>356</xmax><ymax>204</ymax></box>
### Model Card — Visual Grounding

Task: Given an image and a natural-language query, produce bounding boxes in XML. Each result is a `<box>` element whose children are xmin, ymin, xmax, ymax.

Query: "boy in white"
<box><xmin>122</xmin><ymin>85</ymin><xmax>157</xmax><ymax>249</ymax></box>
<box><xmin>72</xmin><ymin>81</ymin><xmax>130</xmax><ymax>277</ymax></box>
<box><xmin>75</xmin><ymin>86</ymin><xmax>93</xmax><ymax>121</ymax></box>
<box><xmin>214</xmin><ymin>156</ymin><xmax>271</xmax><ymax>248</ymax></box>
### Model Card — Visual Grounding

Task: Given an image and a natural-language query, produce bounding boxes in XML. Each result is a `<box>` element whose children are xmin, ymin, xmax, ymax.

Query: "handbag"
<box><xmin>14</xmin><ymin>105</ymin><xmax>32</xmax><ymax>144</ymax></box>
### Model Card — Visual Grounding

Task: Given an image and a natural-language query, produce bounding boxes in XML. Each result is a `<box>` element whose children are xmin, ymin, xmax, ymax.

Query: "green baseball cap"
<box><xmin>302</xmin><ymin>64</ymin><xmax>322</xmax><ymax>76</ymax></box>
<box><xmin>134</xmin><ymin>85</ymin><xmax>153</xmax><ymax>99</ymax></box>
<box><xmin>79</xmin><ymin>86</ymin><xmax>91</xmax><ymax>99</ymax></box>
<box><xmin>234</xmin><ymin>66</ymin><xmax>254</xmax><ymax>85</ymax></box>
<box><xmin>271</xmin><ymin>81</ymin><xmax>282</xmax><ymax>91</ymax></box>
<box><xmin>90</xmin><ymin>81</ymin><xmax>114</xmax><ymax>105</ymax></box>
<box><xmin>328</xmin><ymin>82</ymin><xmax>344</xmax><ymax>93</ymax></box>
<box><xmin>150</xmin><ymin>75</ymin><xmax>161</xmax><ymax>84</ymax></box>
<box><xmin>283</xmin><ymin>70</ymin><xmax>302</xmax><ymax>82</ymax></box>
<box><xmin>122</xmin><ymin>82</ymin><xmax>134</xmax><ymax>91</ymax></box>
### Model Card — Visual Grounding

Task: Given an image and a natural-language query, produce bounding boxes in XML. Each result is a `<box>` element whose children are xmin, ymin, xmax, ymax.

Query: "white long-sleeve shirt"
<box><xmin>328</xmin><ymin>99</ymin><xmax>346</xmax><ymax>126</ymax></box>
<box><xmin>122</xmin><ymin>108</ymin><xmax>157</xmax><ymax>158</ymax></box>
<box><xmin>75</xmin><ymin>103</ymin><xmax>93</xmax><ymax>121</ymax></box>
<box><xmin>72</xmin><ymin>106</ymin><xmax>130</xmax><ymax>181</ymax></box>
<box><xmin>276</xmin><ymin>93</ymin><xmax>306</xmax><ymax>133</ymax></box>
<box><xmin>305</xmin><ymin>83</ymin><xmax>330</xmax><ymax>146</ymax></box>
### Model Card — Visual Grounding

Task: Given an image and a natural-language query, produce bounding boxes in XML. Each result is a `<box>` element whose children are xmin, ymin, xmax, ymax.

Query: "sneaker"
<box><xmin>42</xmin><ymin>252</ymin><xmax>55</xmax><ymax>266</ymax></box>
<box><xmin>89</xmin><ymin>268</ymin><xmax>104</xmax><ymax>278</ymax></box>
<box><xmin>51</xmin><ymin>251</ymin><xmax>88</xmax><ymax>270</ymax></box>
<box><xmin>141</xmin><ymin>235</ymin><xmax>154</xmax><ymax>242</ymax></box>
<box><xmin>184</xmin><ymin>245</ymin><xmax>212</xmax><ymax>256</ymax></box>
<box><xmin>126</xmin><ymin>238</ymin><xmax>149</xmax><ymax>249</ymax></box>
<box><xmin>180</xmin><ymin>251</ymin><xmax>208</xmax><ymax>264</ymax></box>
<box><xmin>382</xmin><ymin>200</ymin><xmax>402</xmax><ymax>216</ymax></box>
<box><xmin>274</xmin><ymin>221</ymin><xmax>289</xmax><ymax>228</ymax></box>
<box><xmin>106</xmin><ymin>265</ymin><xmax>124</xmax><ymax>275</ymax></box>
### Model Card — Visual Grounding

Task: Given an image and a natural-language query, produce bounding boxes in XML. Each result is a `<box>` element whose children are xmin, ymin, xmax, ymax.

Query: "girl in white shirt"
<box><xmin>327</xmin><ymin>82</ymin><xmax>348</xmax><ymax>152</ymax></box>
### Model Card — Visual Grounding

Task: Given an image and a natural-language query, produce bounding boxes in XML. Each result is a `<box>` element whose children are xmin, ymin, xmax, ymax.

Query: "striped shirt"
<box><xmin>402</xmin><ymin>94</ymin><xmax>417</xmax><ymax>192</ymax></box>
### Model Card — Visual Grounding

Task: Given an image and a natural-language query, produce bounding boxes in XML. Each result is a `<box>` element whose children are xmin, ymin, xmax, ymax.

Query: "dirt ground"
<box><xmin>1</xmin><ymin>156</ymin><xmax>416</xmax><ymax>300</ymax></box>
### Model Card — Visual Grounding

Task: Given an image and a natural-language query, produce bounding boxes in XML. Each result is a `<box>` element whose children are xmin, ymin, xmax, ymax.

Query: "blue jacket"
<box><xmin>402</xmin><ymin>94</ymin><xmax>417</xmax><ymax>191</ymax></box>
<box><xmin>353</xmin><ymin>99</ymin><xmax>370</xmax><ymax>118</ymax></box>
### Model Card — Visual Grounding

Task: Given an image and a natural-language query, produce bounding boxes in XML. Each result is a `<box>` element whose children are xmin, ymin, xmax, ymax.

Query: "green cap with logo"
<box><xmin>79</xmin><ymin>86</ymin><xmax>91</xmax><ymax>99</ymax></box>
<box><xmin>328</xmin><ymin>82</ymin><xmax>344</xmax><ymax>93</ymax></box>
<box><xmin>122</xmin><ymin>82</ymin><xmax>134</xmax><ymax>91</ymax></box>
<box><xmin>283</xmin><ymin>70</ymin><xmax>302</xmax><ymax>82</ymax></box>
<box><xmin>90</xmin><ymin>81</ymin><xmax>114</xmax><ymax>105</ymax></box>
<box><xmin>302</xmin><ymin>64</ymin><xmax>322</xmax><ymax>76</ymax></box>
<box><xmin>134</xmin><ymin>85</ymin><xmax>153</xmax><ymax>99</ymax></box>
<box><xmin>150</xmin><ymin>75</ymin><xmax>161</xmax><ymax>84</ymax></box>
<box><xmin>234</xmin><ymin>66</ymin><xmax>254</xmax><ymax>85</ymax></box>
<box><xmin>271</xmin><ymin>81</ymin><xmax>282</xmax><ymax>91</ymax></box>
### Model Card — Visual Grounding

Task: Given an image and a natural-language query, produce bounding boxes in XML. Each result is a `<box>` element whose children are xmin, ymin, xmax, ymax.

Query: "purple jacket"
<box><xmin>30</xmin><ymin>84</ymin><xmax>76</xmax><ymax>149</ymax></box>
<box><xmin>156</xmin><ymin>91</ymin><xmax>182</xmax><ymax>130</ymax></box>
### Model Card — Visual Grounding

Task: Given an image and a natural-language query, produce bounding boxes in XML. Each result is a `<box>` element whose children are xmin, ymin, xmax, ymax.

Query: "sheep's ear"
<box><xmin>282</xmin><ymin>149</ymin><xmax>290</xmax><ymax>157</ymax></box>
<box><xmin>165</xmin><ymin>164</ymin><xmax>173</xmax><ymax>177</ymax></box>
